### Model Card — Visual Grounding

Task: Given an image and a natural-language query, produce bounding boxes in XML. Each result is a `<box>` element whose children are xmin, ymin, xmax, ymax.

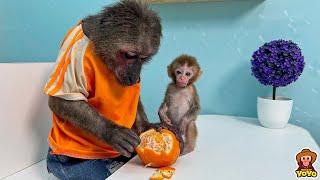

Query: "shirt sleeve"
<box><xmin>43</xmin><ymin>36</ymin><xmax>90</xmax><ymax>101</ymax></box>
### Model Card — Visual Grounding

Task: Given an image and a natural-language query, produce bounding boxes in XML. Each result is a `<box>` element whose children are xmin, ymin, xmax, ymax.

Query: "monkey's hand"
<box><xmin>158</xmin><ymin>103</ymin><xmax>173</xmax><ymax>125</ymax></box>
<box><xmin>179</xmin><ymin>117</ymin><xmax>189</xmax><ymax>135</ymax></box>
<box><xmin>161</xmin><ymin>117</ymin><xmax>173</xmax><ymax>126</ymax></box>
<box><xmin>102</xmin><ymin>122</ymin><xmax>141</xmax><ymax>157</ymax></box>
<box><xmin>149</xmin><ymin>123</ymin><xmax>184</xmax><ymax>153</ymax></box>
<box><xmin>48</xmin><ymin>96</ymin><xmax>140</xmax><ymax>158</ymax></box>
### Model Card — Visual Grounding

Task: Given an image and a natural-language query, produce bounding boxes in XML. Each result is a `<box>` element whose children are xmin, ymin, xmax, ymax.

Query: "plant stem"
<box><xmin>273</xmin><ymin>86</ymin><xmax>276</xmax><ymax>100</ymax></box>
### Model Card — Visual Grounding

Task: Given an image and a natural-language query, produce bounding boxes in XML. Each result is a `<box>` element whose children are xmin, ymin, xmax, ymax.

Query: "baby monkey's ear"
<box><xmin>167</xmin><ymin>65</ymin><xmax>175</xmax><ymax>81</ymax></box>
<box><xmin>198</xmin><ymin>70</ymin><xmax>203</xmax><ymax>78</ymax></box>
<box><xmin>190</xmin><ymin>68</ymin><xmax>202</xmax><ymax>84</ymax></box>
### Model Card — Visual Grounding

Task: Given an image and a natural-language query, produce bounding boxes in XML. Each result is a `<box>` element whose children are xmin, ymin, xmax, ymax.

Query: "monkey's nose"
<box><xmin>128</xmin><ymin>76</ymin><xmax>139</xmax><ymax>84</ymax></box>
<box><xmin>128</xmin><ymin>76</ymin><xmax>134</xmax><ymax>84</ymax></box>
<box><xmin>179</xmin><ymin>76</ymin><xmax>187</xmax><ymax>81</ymax></box>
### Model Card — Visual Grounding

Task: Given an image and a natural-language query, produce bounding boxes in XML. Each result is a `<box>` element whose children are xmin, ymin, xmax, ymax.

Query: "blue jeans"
<box><xmin>47</xmin><ymin>149</ymin><xmax>133</xmax><ymax>180</ymax></box>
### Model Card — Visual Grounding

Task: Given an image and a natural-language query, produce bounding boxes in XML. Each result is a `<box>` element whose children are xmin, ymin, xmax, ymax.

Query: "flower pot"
<box><xmin>257</xmin><ymin>96</ymin><xmax>293</xmax><ymax>129</ymax></box>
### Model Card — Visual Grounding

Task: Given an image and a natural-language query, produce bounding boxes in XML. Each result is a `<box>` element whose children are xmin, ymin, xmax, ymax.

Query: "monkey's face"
<box><xmin>301</xmin><ymin>156</ymin><xmax>312</xmax><ymax>167</ymax></box>
<box><xmin>84</xmin><ymin>0</ymin><xmax>162</xmax><ymax>86</ymax></box>
<box><xmin>112</xmin><ymin>43</ymin><xmax>155</xmax><ymax>86</ymax></box>
<box><xmin>101</xmin><ymin>40</ymin><xmax>158</xmax><ymax>86</ymax></box>
<box><xmin>174</xmin><ymin>64</ymin><xmax>194</xmax><ymax>88</ymax></box>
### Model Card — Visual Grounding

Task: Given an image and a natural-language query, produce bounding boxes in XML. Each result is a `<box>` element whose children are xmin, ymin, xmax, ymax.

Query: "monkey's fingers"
<box><xmin>113</xmin><ymin>143</ymin><xmax>131</xmax><ymax>158</ymax></box>
<box><xmin>123</xmin><ymin>129</ymin><xmax>141</xmax><ymax>146</ymax></box>
<box><xmin>159</xmin><ymin>124</ymin><xmax>184</xmax><ymax>152</ymax></box>
<box><xmin>121</xmin><ymin>128</ymin><xmax>141</xmax><ymax>147</ymax></box>
<box><xmin>163</xmin><ymin>118</ymin><xmax>173</xmax><ymax>126</ymax></box>
<box><xmin>148</xmin><ymin>123</ymin><xmax>162</xmax><ymax>132</ymax></box>
<box><xmin>179</xmin><ymin>125</ymin><xmax>186</xmax><ymax>135</ymax></box>
<box><xmin>117</xmin><ymin>138</ymin><xmax>135</xmax><ymax>153</ymax></box>
<box><xmin>118</xmin><ymin>131</ymin><xmax>140</xmax><ymax>148</ymax></box>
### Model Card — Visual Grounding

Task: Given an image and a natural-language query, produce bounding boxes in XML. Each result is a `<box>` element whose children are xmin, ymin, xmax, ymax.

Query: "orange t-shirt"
<box><xmin>43</xmin><ymin>23</ymin><xmax>140</xmax><ymax>159</ymax></box>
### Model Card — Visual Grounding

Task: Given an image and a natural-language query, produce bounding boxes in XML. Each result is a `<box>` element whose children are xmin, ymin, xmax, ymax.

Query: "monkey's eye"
<box><xmin>124</xmin><ymin>52</ymin><xmax>138</xmax><ymax>60</ymax></box>
<box><xmin>140</xmin><ymin>56</ymin><xmax>149</xmax><ymax>62</ymax></box>
<box><xmin>176</xmin><ymin>70</ymin><xmax>182</xmax><ymax>75</ymax></box>
<box><xmin>186</xmin><ymin>72</ymin><xmax>191</xmax><ymax>76</ymax></box>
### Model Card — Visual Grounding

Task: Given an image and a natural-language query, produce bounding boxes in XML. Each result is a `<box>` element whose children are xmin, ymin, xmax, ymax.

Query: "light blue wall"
<box><xmin>1</xmin><ymin>0</ymin><xmax>319</xmax><ymax>144</ymax></box>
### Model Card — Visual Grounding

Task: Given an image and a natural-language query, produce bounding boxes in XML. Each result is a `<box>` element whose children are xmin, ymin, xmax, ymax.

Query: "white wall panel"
<box><xmin>0</xmin><ymin>63</ymin><xmax>53</xmax><ymax>178</ymax></box>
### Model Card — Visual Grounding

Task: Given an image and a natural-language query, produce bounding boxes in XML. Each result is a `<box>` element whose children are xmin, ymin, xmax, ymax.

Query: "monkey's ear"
<box><xmin>198</xmin><ymin>70</ymin><xmax>203</xmax><ymax>77</ymax></box>
<box><xmin>167</xmin><ymin>65</ymin><xmax>173</xmax><ymax>79</ymax></box>
<box><xmin>191</xmin><ymin>69</ymin><xmax>202</xmax><ymax>83</ymax></box>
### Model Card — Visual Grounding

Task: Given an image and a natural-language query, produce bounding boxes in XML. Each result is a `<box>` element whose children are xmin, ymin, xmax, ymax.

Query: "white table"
<box><xmin>3</xmin><ymin>160</ymin><xmax>57</xmax><ymax>180</ymax></box>
<box><xmin>108</xmin><ymin>115</ymin><xmax>320</xmax><ymax>180</ymax></box>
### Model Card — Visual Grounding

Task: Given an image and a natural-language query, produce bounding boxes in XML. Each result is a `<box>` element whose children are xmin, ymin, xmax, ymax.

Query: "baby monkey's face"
<box><xmin>301</xmin><ymin>156</ymin><xmax>312</xmax><ymax>167</ymax></box>
<box><xmin>175</xmin><ymin>64</ymin><xmax>194</xmax><ymax>88</ymax></box>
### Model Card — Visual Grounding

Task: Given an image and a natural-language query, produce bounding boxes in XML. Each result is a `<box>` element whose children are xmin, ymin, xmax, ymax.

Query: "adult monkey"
<box><xmin>45</xmin><ymin>1</ymin><xmax>179</xmax><ymax>179</ymax></box>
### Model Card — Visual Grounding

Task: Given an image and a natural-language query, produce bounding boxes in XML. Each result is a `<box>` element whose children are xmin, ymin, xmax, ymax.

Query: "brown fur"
<box><xmin>49</xmin><ymin>0</ymin><xmax>162</xmax><ymax>158</ymax></box>
<box><xmin>83</xmin><ymin>0</ymin><xmax>161</xmax><ymax>62</ymax></box>
<box><xmin>167</xmin><ymin>54</ymin><xmax>202</xmax><ymax>85</ymax></box>
<box><xmin>159</xmin><ymin>55</ymin><xmax>201</xmax><ymax>155</ymax></box>
<box><xmin>82</xmin><ymin>0</ymin><xmax>162</xmax><ymax>86</ymax></box>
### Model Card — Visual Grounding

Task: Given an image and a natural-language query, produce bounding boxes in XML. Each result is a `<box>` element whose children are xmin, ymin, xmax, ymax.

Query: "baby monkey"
<box><xmin>159</xmin><ymin>54</ymin><xmax>201</xmax><ymax>155</ymax></box>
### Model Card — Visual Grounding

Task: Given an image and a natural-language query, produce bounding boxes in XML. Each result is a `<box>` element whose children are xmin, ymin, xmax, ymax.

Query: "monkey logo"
<box><xmin>295</xmin><ymin>149</ymin><xmax>318</xmax><ymax>178</ymax></box>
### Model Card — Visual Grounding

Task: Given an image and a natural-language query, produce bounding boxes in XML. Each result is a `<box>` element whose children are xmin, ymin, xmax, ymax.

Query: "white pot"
<box><xmin>257</xmin><ymin>96</ymin><xmax>293</xmax><ymax>129</ymax></box>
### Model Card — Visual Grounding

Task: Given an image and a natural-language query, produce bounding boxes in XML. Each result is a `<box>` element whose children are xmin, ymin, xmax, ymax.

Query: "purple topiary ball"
<box><xmin>251</xmin><ymin>40</ymin><xmax>305</xmax><ymax>87</ymax></box>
